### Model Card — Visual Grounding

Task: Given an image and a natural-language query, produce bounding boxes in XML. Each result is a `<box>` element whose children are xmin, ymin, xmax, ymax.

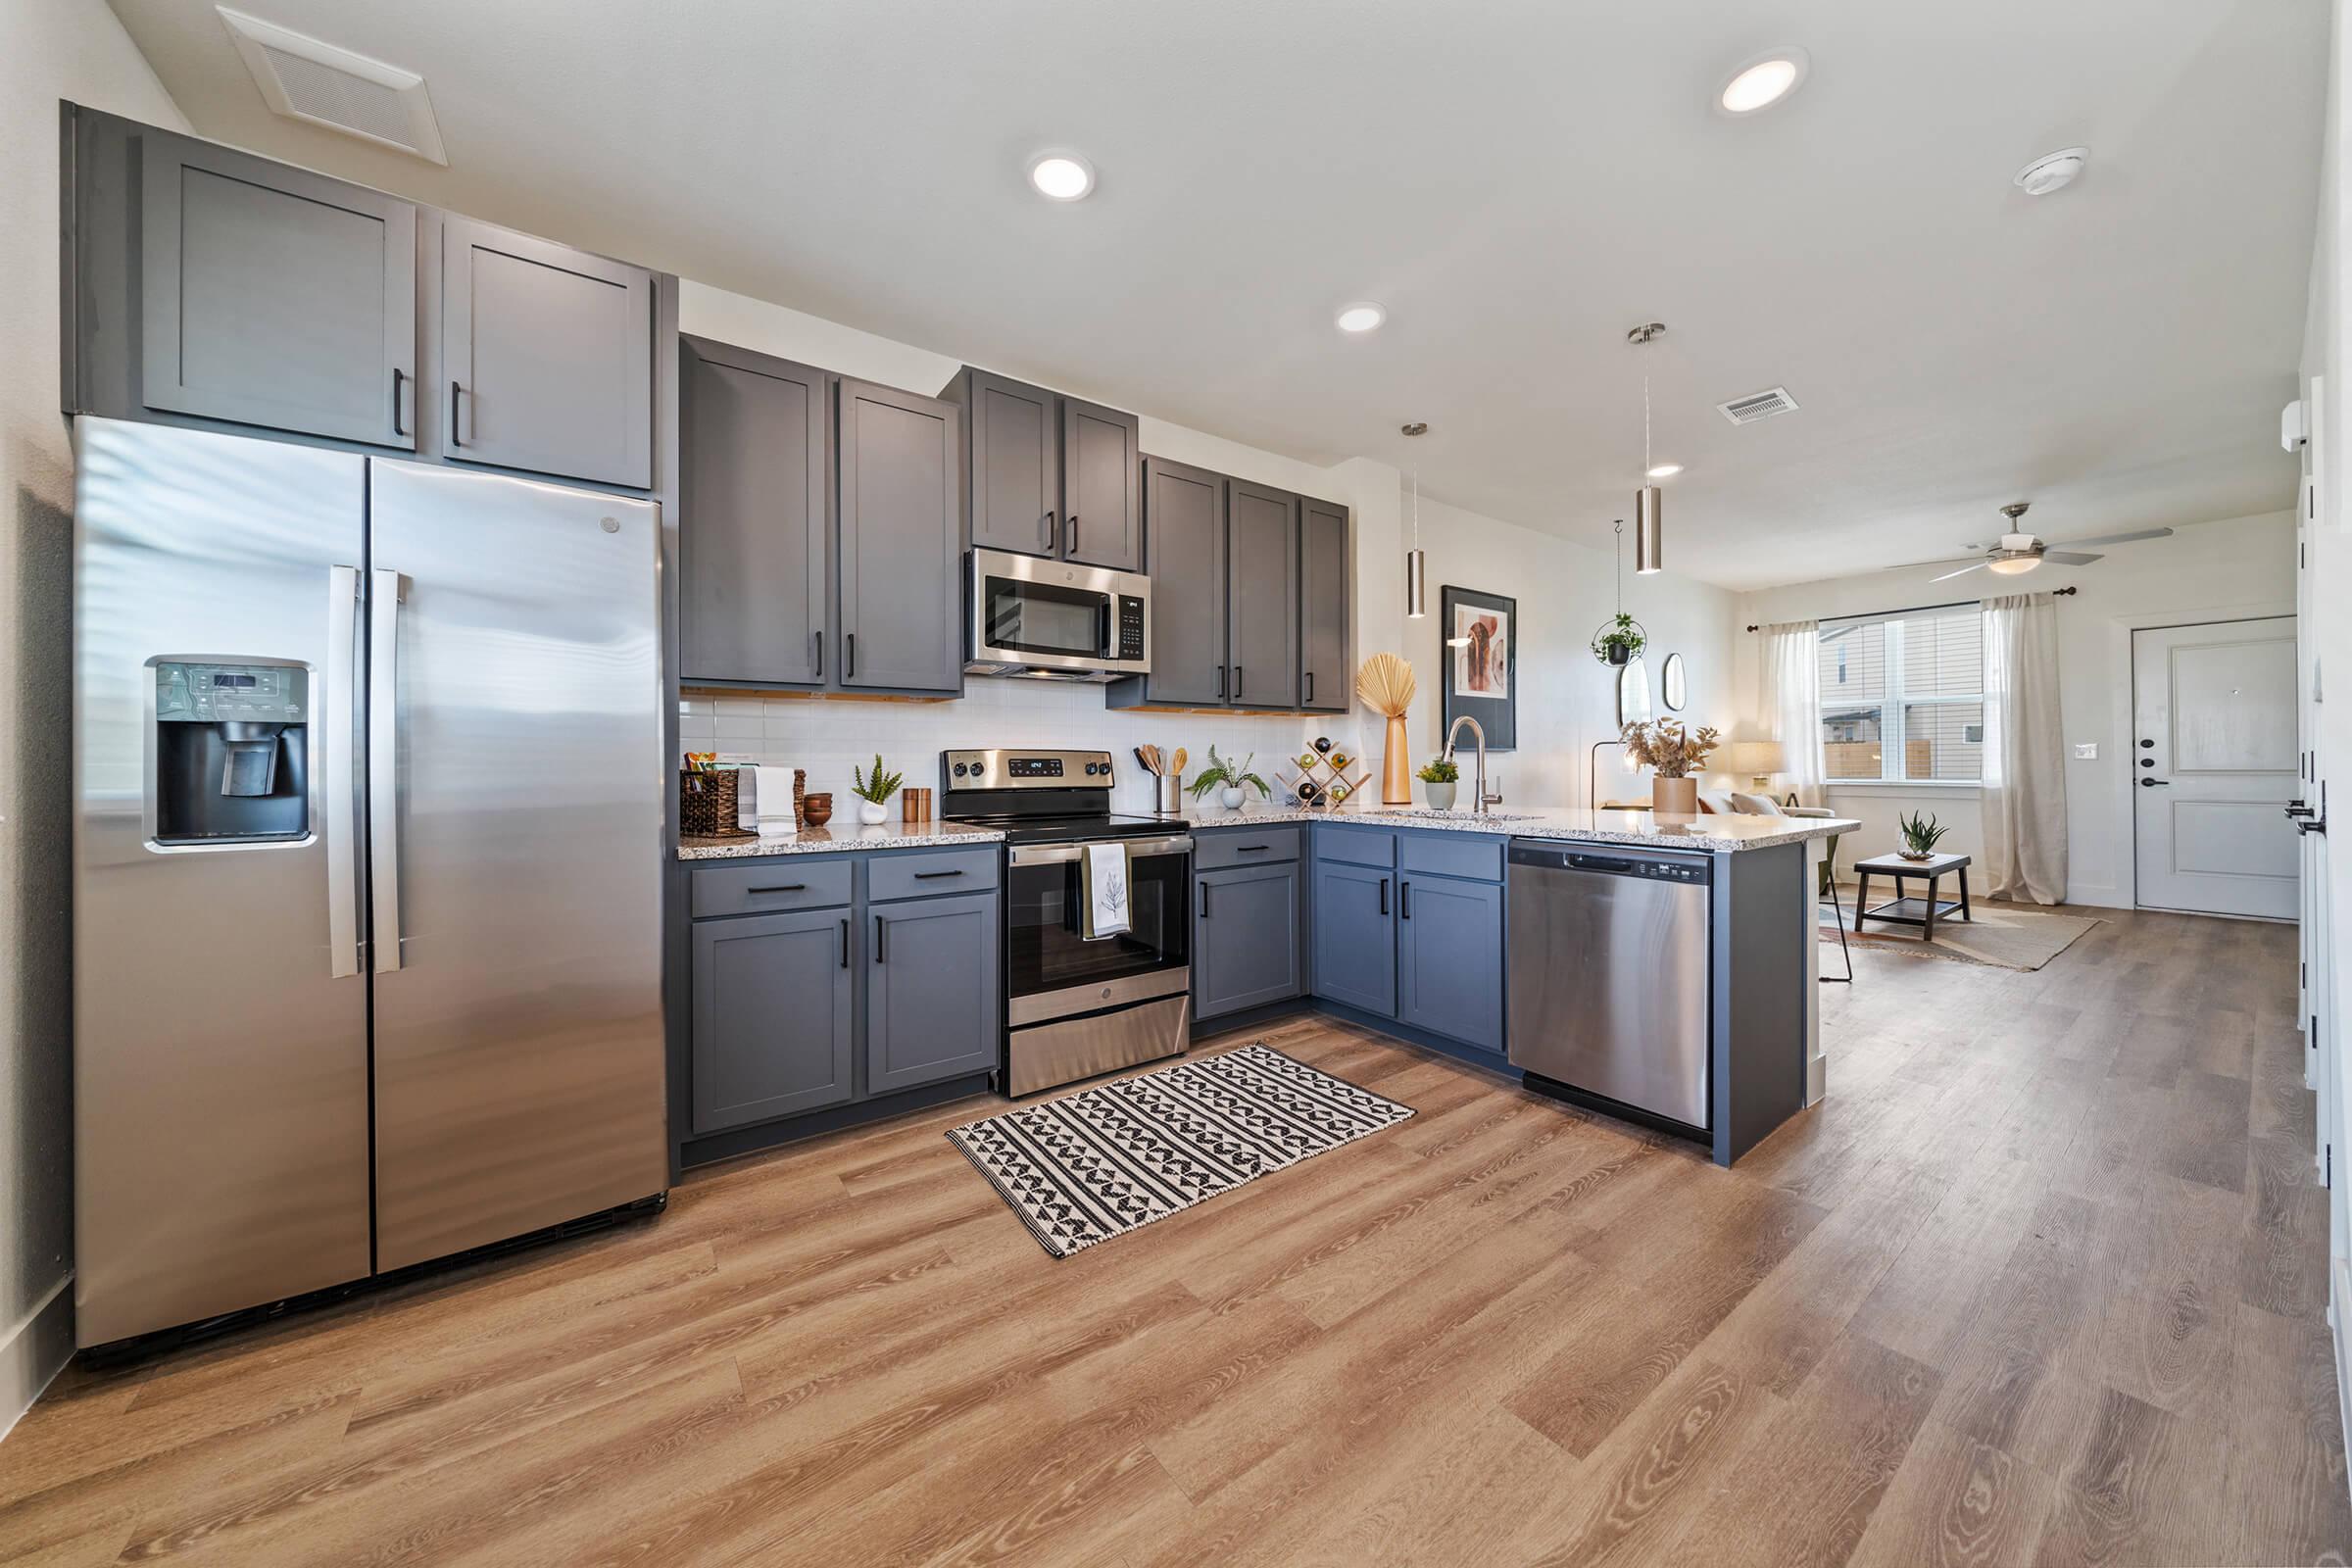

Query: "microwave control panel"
<box><xmin>1116</xmin><ymin>594</ymin><xmax>1146</xmax><ymax>662</ymax></box>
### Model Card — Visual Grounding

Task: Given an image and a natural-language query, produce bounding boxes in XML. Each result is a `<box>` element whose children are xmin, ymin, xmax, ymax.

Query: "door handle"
<box><xmin>1200</xmin><ymin>881</ymin><xmax>1209</xmax><ymax>917</ymax></box>
<box><xmin>874</xmin><ymin>913</ymin><xmax>886</xmax><ymax>962</ymax></box>
<box><xmin>846</xmin><ymin>633</ymin><xmax>856</xmax><ymax>680</ymax></box>
<box><xmin>2298</xmin><ymin>816</ymin><xmax>2329</xmax><ymax>836</ymax></box>
<box><xmin>1217</xmin><ymin>664</ymin><xmax>1226</xmax><ymax>701</ymax></box>
<box><xmin>1234</xmin><ymin>665</ymin><xmax>1244</xmax><ymax>701</ymax></box>
<box><xmin>1042</xmin><ymin>510</ymin><xmax>1055</xmax><ymax>550</ymax></box>
<box><xmin>448</xmin><ymin>380</ymin><xmax>464</xmax><ymax>447</ymax></box>
<box><xmin>1400</xmin><ymin>880</ymin><xmax>1412</xmax><ymax>919</ymax></box>
<box><xmin>812</xmin><ymin>630</ymin><xmax>822</xmax><ymax>681</ymax></box>
<box><xmin>325</xmin><ymin>566</ymin><xmax>362</xmax><ymax>978</ymax></box>
<box><xmin>2138</xmin><ymin>777</ymin><xmax>2169</xmax><ymax>788</ymax></box>
<box><xmin>2286</xmin><ymin>803</ymin><xmax>2315</xmax><ymax>817</ymax></box>
<box><xmin>840</xmin><ymin>918</ymin><xmax>850</xmax><ymax>968</ymax></box>
<box><xmin>1305</xmin><ymin>670</ymin><xmax>1314</xmax><ymax>706</ymax></box>
<box><xmin>1379</xmin><ymin>877</ymin><xmax>1389</xmax><ymax>916</ymax></box>
<box><xmin>747</xmin><ymin>883</ymin><xmax>807</xmax><ymax>895</ymax></box>
<box><xmin>391</xmin><ymin>368</ymin><xmax>407</xmax><ymax>437</ymax></box>
<box><xmin>368</xmin><ymin>567</ymin><xmax>405</xmax><ymax>972</ymax></box>
<box><xmin>1067</xmin><ymin>514</ymin><xmax>1079</xmax><ymax>555</ymax></box>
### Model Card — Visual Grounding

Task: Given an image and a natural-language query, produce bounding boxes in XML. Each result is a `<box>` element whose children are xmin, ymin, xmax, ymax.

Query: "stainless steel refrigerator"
<box><xmin>73</xmin><ymin>416</ymin><xmax>667</xmax><ymax>1348</ymax></box>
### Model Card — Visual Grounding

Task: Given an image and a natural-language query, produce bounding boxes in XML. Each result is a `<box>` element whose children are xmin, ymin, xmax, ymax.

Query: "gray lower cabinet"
<box><xmin>1397</xmin><ymin>874</ymin><xmax>1505</xmax><ymax>1054</ymax></box>
<box><xmin>1228</xmin><ymin>480</ymin><xmax>1299</xmax><ymax>709</ymax></box>
<box><xmin>692</xmin><ymin>908</ymin><xmax>855</xmax><ymax>1133</ymax></box>
<box><xmin>1195</xmin><ymin>861</ymin><xmax>1303</xmax><ymax>1018</ymax></box>
<box><xmin>681</xmin><ymin>337</ymin><xmax>827</xmax><ymax>685</ymax></box>
<box><xmin>139</xmin><ymin>130</ymin><xmax>416</xmax><ymax>449</ymax></box>
<box><xmin>838</xmin><ymin>378</ymin><xmax>963</xmax><ymax>696</ymax></box>
<box><xmin>1312</xmin><ymin>859</ymin><xmax>1397</xmax><ymax>1016</ymax></box>
<box><xmin>867</xmin><ymin>891</ymin><xmax>1002</xmax><ymax>1093</ymax></box>
<box><xmin>1299</xmin><ymin>496</ymin><xmax>1349</xmax><ymax>712</ymax></box>
<box><xmin>438</xmin><ymin>216</ymin><xmax>655</xmax><ymax>488</ymax></box>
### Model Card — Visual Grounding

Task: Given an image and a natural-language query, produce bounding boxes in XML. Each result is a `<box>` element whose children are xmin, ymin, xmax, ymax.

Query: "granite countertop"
<box><xmin>679</xmin><ymin>819</ymin><xmax>1005</xmax><ymax>860</ymax></box>
<box><xmin>1175</xmin><ymin>803</ymin><xmax>1859</xmax><ymax>853</ymax></box>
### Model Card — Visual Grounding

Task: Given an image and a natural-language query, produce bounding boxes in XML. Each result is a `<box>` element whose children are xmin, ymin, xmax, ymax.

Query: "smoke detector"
<box><xmin>2013</xmin><ymin>147</ymin><xmax>2088</xmax><ymax>196</ymax></box>
<box><xmin>1716</xmin><ymin>386</ymin><xmax>1799</xmax><ymax>425</ymax></box>
<box><xmin>217</xmin><ymin>7</ymin><xmax>448</xmax><ymax>166</ymax></box>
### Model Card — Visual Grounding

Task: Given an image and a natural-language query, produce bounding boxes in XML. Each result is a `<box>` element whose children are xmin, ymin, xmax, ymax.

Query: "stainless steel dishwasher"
<box><xmin>1506</xmin><ymin>840</ymin><xmax>1711</xmax><ymax>1137</ymax></box>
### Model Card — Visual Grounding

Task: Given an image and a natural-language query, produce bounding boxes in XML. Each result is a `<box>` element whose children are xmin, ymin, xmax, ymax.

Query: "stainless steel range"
<box><xmin>941</xmin><ymin>750</ymin><xmax>1192</xmax><ymax>1096</ymax></box>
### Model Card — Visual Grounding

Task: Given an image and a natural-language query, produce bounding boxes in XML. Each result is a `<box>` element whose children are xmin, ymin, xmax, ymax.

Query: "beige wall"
<box><xmin>1734</xmin><ymin>511</ymin><xmax>2298</xmax><ymax>905</ymax></box>
<box><xmin>0</xmin><ymin>0</ymin><xmax>187</xmax><ymax>1434</ymax></box>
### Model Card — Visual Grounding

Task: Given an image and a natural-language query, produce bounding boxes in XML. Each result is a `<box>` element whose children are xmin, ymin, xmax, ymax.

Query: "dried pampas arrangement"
<box><xmin>1356</xmin><ymin>654</ymin><xmax>1419</xmax><ymax>805</ymax></box>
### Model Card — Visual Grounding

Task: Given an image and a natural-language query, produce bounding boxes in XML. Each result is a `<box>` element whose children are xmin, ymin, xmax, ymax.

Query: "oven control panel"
<box><xmin>943</xmin><ymin>749</ymin><xmax>1116</xmax><ymax>790</ymax></box>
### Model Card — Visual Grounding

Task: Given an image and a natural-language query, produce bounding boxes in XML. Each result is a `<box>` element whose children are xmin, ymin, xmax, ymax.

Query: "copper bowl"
<box><xmin>802</xmin><ymin>792</ymin><xmax>834</xmax><ymax>827</ymax></box>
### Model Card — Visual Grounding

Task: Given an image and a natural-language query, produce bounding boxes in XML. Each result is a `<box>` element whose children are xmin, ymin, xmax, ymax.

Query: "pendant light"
<box><xmin>1401</xmin><ymin>421</ymin><xmax>1428</xmax><ymax>618</ymax></box>
<box><xmin>1629</xmin><ymin>323</ymin><xmax>1666</xmax><ymax>575</ymax></box>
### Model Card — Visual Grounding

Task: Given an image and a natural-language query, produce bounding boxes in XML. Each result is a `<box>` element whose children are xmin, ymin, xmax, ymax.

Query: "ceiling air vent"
<box><xmin>1716</xmin><ymin>386</ymin><xmax>1800</xmax><ymax>425</ymax></box>
<box><xmin>218</xmin><ymin>7</ymin><xmax>448</xmax><ymax>166</ymax></box>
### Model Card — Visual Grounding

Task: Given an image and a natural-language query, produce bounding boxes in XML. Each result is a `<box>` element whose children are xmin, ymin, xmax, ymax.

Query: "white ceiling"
<box><xmin>106</xmin><ymin>0</ymin><xmax>2325</xmax><ymax>590</ymax></box>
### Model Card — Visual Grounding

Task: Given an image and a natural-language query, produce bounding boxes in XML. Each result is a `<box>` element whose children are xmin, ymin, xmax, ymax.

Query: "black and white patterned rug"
<box><xmin>946</xmin><ymin>1044</ymin><xmax>1416</xmax><ymax>1258</ymax></box>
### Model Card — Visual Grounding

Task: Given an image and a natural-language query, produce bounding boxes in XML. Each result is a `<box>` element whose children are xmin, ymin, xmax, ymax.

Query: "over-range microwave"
<box><xmin>966</xmin><ymin>548</ymin><xmax>1151</xmax><ymax>682</ymax></box>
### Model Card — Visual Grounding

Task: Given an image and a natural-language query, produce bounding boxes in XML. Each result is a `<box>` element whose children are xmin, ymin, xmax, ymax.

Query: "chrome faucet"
<box><xmin>1444</xmin><ymin>714</ymin><xmax>1504</xmax><ymax>813</ymax></box>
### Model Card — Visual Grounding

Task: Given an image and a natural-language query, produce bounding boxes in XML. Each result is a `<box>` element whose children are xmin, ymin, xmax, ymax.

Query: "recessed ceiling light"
<box><xmin>2013</xmin><ymin>147</ymin><xmax>2089</xmax><ymax>196</ymax></box>
<box><xmin>1717</xmin><ymin>48</ymin><xmax>1809</xmax><ymax>115</ymax></box>
<box><xmin>1027</xmin><ymin>152</ymin><xmax>1095</xmax><ymax>202</ymax></box>
<box><xmin>1336</xmin><ymin>302</ymin><xmax>1387</xmax><ymax>334</ymax></box>
<box><xmin>1645</xmin><ymin>463</ymin><xmax>1684</xmax><ymax>479</ymax></box>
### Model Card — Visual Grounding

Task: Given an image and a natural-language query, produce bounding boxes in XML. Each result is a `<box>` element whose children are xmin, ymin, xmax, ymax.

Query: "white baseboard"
<box><xmin>0</xmin><ymin>1275</ymin><xmax>74</xmax><ymax>1446</ymax></box>
<box><xmin>2335</xmin><ymin>1259</ymin><xmax>2352</xmax><ymax>1517</ymax></box>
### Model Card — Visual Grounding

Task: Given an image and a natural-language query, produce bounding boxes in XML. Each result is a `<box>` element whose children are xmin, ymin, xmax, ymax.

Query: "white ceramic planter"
<box><xmin>1220</xmin><ymin>786</ymin><xmax>1246</xmax><ymax>810</ymax></box>
<box><xmin>858</xmin><ymin>800</ymin><xmax>887</xmax><ymax>825</ymax></box>
<box><xmin>1424</xmin><ymin>780</ymin><xmax>1457</xmax><ymax>810</ymax></box>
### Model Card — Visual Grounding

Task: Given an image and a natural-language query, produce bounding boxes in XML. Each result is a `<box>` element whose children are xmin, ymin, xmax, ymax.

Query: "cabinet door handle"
<box><xmin>874</xmin><ymin>913</ymin><xmax>886</xmax><ymax>962</ymax></box>
<box><xmin>1217</xmin><ymin>664</ymin><xmax>1226</xmax><ymax>701</ymax></box>
<box><xmin>1400</xmin><ymin>880</ymin><xmax>1412</xmax><ymax>919</ymax></box>
<box><xmin>1042</xmin><ymin>510</ymin><xmax>1056</xmax><ymax>550</ymax></box>
<box><xmin>448</xmin><ymin>380</ymin><xmax>464</xmax><ymax>446</ymax></box>
<box><xmin>748</xmin><ymin>883</ymin><xmax>807</xmax><ymax>895</ymax></box>
<box><xmin>1234</xmin><ymin>665</ymin><xmax>1244</xmax><ymax>701</ymax></box>
<box><xmin>1305</xmin><ymin>670</ymin><xmax>1314</xmax><ymax>706</ymax></box>
<box><xmin>1379</xmin><ymin>878</ymin><xmax>1389</xmax><ymax>916</ymax></box>
<box><xmin>840</xmin><ymin>918</ymin><xmax>850</xmax><ymax>968</ymax></box>
<box><xmin>1237</xmin><ymin>844</ymin><xmax>1269</xmax><ymax>854</ymax></box>
<box><xmin>812</xmin><ymin>630</ymin><xmax>822</xmax><ymax>680</ymax></box>
<box><xmin>1200</xmin><ymin>881</ymin><xmax>1208</xmax><ymax>917</ymax></box>
<box><xmin>1067</xmin><ymin>514</ymin><xmax>1079</xmax><ymax>554</ymax></box>
<box><xmin>391</xmin><ymin>368</ymin><xmax>407</xmax><ymax>436</ymax></box>
<box><xmin>913</xmin><ymin>868</ymin><xmax>964</xmax><ymax>880</ymax></box>
<box><xmin>846</xmin><ymin>633</ymin><xmax>857</xmax><ymax>680</ymax></box>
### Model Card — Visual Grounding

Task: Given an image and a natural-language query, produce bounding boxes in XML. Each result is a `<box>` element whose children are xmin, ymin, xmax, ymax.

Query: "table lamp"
<box><xmin>1727</xmin><ymin>739</ymin><xmax>1785</xmax><ymax>792</ymax></box>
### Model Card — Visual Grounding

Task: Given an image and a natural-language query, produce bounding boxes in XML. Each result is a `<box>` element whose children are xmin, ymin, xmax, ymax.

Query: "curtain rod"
<box><xmin>1745</xmin><ymin>584</ymin><xmax>2075</xmax><ymax>632</ymax></box>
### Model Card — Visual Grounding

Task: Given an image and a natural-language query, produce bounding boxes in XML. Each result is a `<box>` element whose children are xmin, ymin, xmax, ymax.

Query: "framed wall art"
<box><xmin>1441</xmin><ymin>585</ymin><xmax>1516</xmax><ymax>752</ymax></box>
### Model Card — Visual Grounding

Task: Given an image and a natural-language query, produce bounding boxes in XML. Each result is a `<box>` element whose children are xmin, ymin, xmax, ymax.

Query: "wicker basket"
<box><xmin>681</xmin><ymin>766</ymin><xmax>805</xmax><ymax>839</ymax></box>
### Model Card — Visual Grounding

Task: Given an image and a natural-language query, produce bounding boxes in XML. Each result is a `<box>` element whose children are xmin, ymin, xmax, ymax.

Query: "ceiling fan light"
<box><xmin>1985</xmin><ymin>556</ymin><xmax>2040</xmax><ymax>575</ymax></box>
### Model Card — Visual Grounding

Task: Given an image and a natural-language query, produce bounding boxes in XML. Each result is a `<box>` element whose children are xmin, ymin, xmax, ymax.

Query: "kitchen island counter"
<box><xmin>1179</xmin><ymin>803</ymin><xmax>1857</xmax><ymax>853</ymax></box>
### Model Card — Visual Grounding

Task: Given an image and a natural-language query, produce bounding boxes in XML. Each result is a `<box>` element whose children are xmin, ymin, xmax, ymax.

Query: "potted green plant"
<box><xmin>1621</xmin><ymin>719</ymin><xmax>1721</xmax><ymax>814</ymax></box>
<box><xmin>1417</xmin><ymin>755</ymin><xmax>1460</xmax><ymax>811</ymax></box>
<box><xmin>1592</xmin><ymin>612</ymin><xmax>1647</xmax><ymax>667</ymax></box>
<box><xmin>1897</xmin><ymin>809</ymin><xmax>1949</xmax><ymax>861</ymax></box>
<box><xmin>1187</xmin><ymin>746</ymin><xmax>1271</xmax><ymax>811</ymax></box>
<box><xmin>852</xmin><ymin>753</ymin><xmax>903</xmax><ymax>826</ymax></box>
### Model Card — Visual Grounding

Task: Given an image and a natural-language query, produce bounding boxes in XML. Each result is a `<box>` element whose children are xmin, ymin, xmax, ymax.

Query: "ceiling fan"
<box><xmin>1887</xmin><ymin>503</ymin><xmax>2174</xmax><ymax>583</ymax></box>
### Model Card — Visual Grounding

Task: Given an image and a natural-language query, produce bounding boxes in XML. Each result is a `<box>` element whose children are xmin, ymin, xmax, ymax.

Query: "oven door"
<box><xmin>968</xmin><ymin>549</ymin><xmax>1149</xmax><ymax>677</ymax></box>
<box><xmin>1006</xmin><ymin>835</ymin><xmax>1192</xmax><ymax>1023</ymax></box>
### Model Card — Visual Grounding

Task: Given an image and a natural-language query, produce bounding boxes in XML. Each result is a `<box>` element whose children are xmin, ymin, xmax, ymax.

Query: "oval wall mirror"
<box><xmin>1618</xmin><ymin>658</ymin><xmax>1652</xmax><ymax>727</ymax></box>
<box><xmin>1662</xmin><ymin>652</ymin><xmax>1688</xmax><ymax>711</ymax></box>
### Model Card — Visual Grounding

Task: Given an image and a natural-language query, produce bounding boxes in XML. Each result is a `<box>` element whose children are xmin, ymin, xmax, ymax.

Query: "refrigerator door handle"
<box><xmin>369</xmin><ymin>567</ymin><xmax>406</xmax><ymax>972</ymax></box>
<box><xmin>326</xmin><ymin>566</ymin><xmax>363</xmax><ymax>978</ymax></box>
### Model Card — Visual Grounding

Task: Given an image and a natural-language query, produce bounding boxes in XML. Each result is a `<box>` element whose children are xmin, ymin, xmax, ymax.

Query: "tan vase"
<box><xmin>1652</xmin><ymin>774</ymin><xmax>1698</xmax><ymax>815</ymax></box>
<box><xmin>1382</xmin><ymin>714</ymin><xmax>1412</xmax><ymax>805</ymax></box>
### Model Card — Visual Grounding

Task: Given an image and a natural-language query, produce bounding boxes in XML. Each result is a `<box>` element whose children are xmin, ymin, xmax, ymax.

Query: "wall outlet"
<box><xmin>2072</xmin><ymin>742</ymin><xmax>2098</xmax><ymax>760</ymax></box>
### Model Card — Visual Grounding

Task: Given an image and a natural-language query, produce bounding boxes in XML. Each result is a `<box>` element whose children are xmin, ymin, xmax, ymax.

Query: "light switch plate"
<box><xmin>2073</xmin><ymin>742</ymin><xmax>2098</xmax><ymax>760</ymax></box>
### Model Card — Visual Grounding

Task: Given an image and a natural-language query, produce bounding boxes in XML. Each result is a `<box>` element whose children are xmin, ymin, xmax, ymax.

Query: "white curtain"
<box><xmin>1758</xmin><ymin>620</ymin><xmax>1828</xmax><ymax>808</ymax></box>
<box><xmin>1982</xmin><ymin>592</ymin><xmax>2068</xmax><ymax>904</ymax></box>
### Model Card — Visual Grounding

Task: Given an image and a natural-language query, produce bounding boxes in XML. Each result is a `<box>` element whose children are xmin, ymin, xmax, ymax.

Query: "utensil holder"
<box><xmin>1155</xmin><ymin>775</ymin><xmax>1183</xmax><ymax>815</ymax></box>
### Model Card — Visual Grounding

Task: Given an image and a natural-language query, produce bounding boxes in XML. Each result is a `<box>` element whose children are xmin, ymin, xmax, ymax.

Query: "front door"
<box><xmin>2132</xmin><ymin>616</ymin><xmax>2300</xmax><ymax>918</ymax></box>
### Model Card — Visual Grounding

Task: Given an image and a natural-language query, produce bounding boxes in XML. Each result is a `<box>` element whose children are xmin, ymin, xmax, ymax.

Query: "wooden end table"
<box><xmin>1852</xmin><ymin>852</ymin><xmax>1973</xmax><ymax>940</ymax></box>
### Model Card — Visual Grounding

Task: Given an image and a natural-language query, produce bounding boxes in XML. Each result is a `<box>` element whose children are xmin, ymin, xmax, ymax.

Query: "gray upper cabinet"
<box><xmin>963</xmin><ymin>369</ymin><xmax>1059</xmax><ymax>556</ymax></box>
<box><xmin>837</xmin><ymin>378</ymin><xmax>962</xmax><ymax>695</ymax></box>
<box><xmin>1227</xmin><ymin>480</ymin><xmax>1299</xmax><ymax>710</ymax></box>
<box><xmin>680</xmin><ymin>337</ymin><xmax>827</xmax><ymax>686</ymax></box>
<box><xmin>692</xmin><ymin>909</ymin><xmax>856</xmax><ymax>1133</ymax></box>
<box><xmin>1060</xmin><ymin>397</ymin><xmax>1142</xmax><ymax>571</ymax></box>
<box><xmin>1299</xmin><ymin>497</ymin><xmax>1349</xmax><ymax>712</ymax></box>
<box><xmin>139</xmin><ymin>131</ymin><xmax>416</xmax><ymax>449</ymax></box>
<box><xmin>1119</xmin><ymin>458</ymin><xmax>1228</xmax><ymax>707</ymax></box>
<box><xmin>1312</xmin><ymin>859</ymin><xmax>1396</xmax><ymax>1017</ymax></box>
<box><xmin>1397</xmin><ymin>874</ymin><xmax>1505</xmax><ymax>1054</ymax></box>
<box><xmin>1195</xmin><ymin>861</ymin><xmax>1303</xmax><ymax>1019</ymax></box>
<box><xmin>867</xmin><ymin>891</ymin><xmax>1001</xmax><ymax>1094</ymax></box>
<box><xmin>438</xmin><ymin>216</ymin><xmax>654</xmax><ymax>488</ymax></box>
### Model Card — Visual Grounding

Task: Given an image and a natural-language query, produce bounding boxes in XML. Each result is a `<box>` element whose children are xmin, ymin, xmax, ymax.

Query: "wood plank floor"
<box><xmin>4</xmin><ymin>906</ymin><xmax>2346</xmax><ymax>1565</ymax></box>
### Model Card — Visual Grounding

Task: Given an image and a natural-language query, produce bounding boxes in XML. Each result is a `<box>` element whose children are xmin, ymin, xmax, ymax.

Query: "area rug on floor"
<box><xmin>1819</xmin><ymin>896</ymin><xmax>2100</xmax><ymax>970</ymax></box>
<box><xmin>946</xmin><ymin>1043</ymin><xmax>1415</xmax><ymax>1258</ymax></box>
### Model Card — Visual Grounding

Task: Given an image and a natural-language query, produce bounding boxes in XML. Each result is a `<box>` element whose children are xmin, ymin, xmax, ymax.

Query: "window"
<box><xmin>1818</xmin><ymin>607</ymin><xmax>1984</xmax><ymax>782</ymax></box>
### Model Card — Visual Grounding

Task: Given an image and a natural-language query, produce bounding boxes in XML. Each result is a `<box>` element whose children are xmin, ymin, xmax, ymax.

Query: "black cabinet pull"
<box><xmin>874</xmin><ymin>913</ymin><xmax>886</xmax><ymax>961</ymax></box>
<box><xmin>812</xmin><ymin>630</ymin><xmax>822</xmax><ymax>680</ymax></box>
<box><xmin>846</xmin><ymin>633</ymin><xmax>857</xmax><ymax>679</ymax></box>
<box><xmin>839</xmin><ymin>918</ymin><xmax>850</xmax><ymax>968</ymax></box>
<box><xmin>1379</xmin><ymin>878</ymin><xmax>1388</xmax><ymax>915</ymax></box>
<box><xmin>1068</xmin><ymin>514</ymin><xmax>1079</xmax><ymax>554</ymax></box>
<box><xmin>391</xmin><ymin>368</ymin><xmax>407</xmax><ymax>436</ymax></box>
<box><xmin>1217</xmin><ymin>664</ymin><xmax>1227</xmax><ymax>701</ymax></box>
<box><xmin>448</xmin><ymin>379</ymin><xmax>463</xmax><ymax>446</ymax></box>
<box><xmin>1234</xmin><ymin>665</ymin><xmax>1244</xmax><ymax>701</ymax></box>
<box><xmin>1042</xmin><ymin>510</ymin><xmax>1055</xmax><ymax>549</ymax></box>
<box><xmin>1305</xmin><ymin>670</ymin><xmax>1314</xmax><ymax>705</ymax></box>
<box><xmin>1400</xmin><ymin>881</ymin><xmax>1412</xmax><ymax>919</ymax></box>
<box><xmin>747</xmin><ymin>883</ymin><xmax>806</xmax><ymax>895</ymax></box>
<box><xmin>913</xmin><ymin>868</ymin><xmax>964</xmax><ymax>880</ymax></box>
<box><xmin>1200</xmin><ymin>881</ymin><xmax>1209</xmax><ymax>917</ymax></box>
<box><xmin>1237</xmin><ymin>844</ymin><xmax>1269</xmax><ymax>854</ymax></box>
